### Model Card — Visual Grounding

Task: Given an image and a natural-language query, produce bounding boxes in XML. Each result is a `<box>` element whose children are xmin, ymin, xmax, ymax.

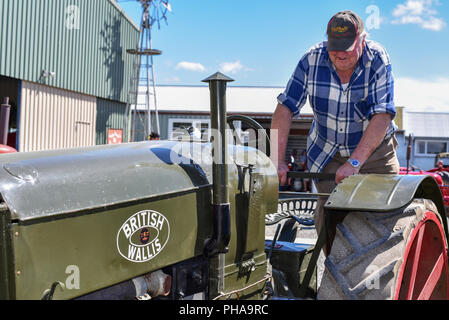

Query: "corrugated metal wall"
<box><xmin>96</xmin><ymin>98</ymin><xmax>128</xmax><ymax>145</ymax></box>
<box><xmin>0</xmin><ymin>0</ymin><xmax>139</xmax><ymax>103</ymax></box>
<box><xmin>20</xmin><ymin>81</ymin><xmax>96</xmax><ymax>152</ymax></box>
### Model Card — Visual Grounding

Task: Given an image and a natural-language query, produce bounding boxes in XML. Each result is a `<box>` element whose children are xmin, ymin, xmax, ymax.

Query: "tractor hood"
<box><xmin>0</xmin><ymin>141</ymin><xmax>276</xmax><ymax>222</ymax></box>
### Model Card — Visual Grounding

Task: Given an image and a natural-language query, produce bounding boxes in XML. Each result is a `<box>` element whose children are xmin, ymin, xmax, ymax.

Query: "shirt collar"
<box><xmin>361</xmin><ymin>41</ymin><xmax>374</xmax><ymax>66</ymax></box>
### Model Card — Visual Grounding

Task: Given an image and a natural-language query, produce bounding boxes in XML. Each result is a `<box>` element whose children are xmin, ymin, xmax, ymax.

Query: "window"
<box><xmin>168</xmin><ymin>118</ymin><xmax>211</xmax><ymax>140</ymax></box>
<box><xmin>415</xmin><ymin>140</ymin><xmax>449</xmax><ymax>156</ymax></box>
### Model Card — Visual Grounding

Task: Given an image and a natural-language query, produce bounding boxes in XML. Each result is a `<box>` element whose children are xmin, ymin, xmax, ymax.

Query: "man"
<box><xmin>271</xmin><ymin>10</ymin><xmax>400</xmax><ymax>235</ymax></box>
<box><xmin>149</xmin><ymin>132</ymin><xmax>160</xmax><ymax>140</ymax></box>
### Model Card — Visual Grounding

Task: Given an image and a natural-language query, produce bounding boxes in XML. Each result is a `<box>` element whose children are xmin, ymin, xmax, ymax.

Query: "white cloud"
<box><xmin>219</xmin><ymin>60</ymin><xmax>244</xmax><ymax>75</ymax></box>
<box><xmin>392</xmin><ymin>0</ymin><xmax>446</xmax><ymax>31</ymax></box>
<box><xmin>175</xmin><ymin>61</ymin><xmax>206</xmax><ymax>72</ymax></box>
<box><xmin>421</xmin><ymin>16</ymin><xmax>446</xmax><ymax>31</ymax></box>
<box><xmin>395</xmin><ymin>77</ymin><xmax>449</xmax><ymax>112</ymax></box>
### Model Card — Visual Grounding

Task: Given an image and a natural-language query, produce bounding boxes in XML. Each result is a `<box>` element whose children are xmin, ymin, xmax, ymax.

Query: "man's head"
<box><xmin>327</xmin><ymin>10</ymin><xmax>367</xmax><ymax>72</ymax></box>
<box><xmin>149</xmin><ymin>132</ymin><xmax>160</xmax><ymax>140</ymax></box>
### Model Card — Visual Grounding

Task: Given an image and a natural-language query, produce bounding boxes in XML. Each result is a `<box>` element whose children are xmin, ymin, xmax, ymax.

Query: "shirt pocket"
<box><xmin>353</xmin><ymin>101</ymin><xmax>368</xmax><ymax>122</ymax></box>
<box><xmin>351</xmin><ymin>91</ymin><xmax>369</xmax><ymax>122</ymax></box>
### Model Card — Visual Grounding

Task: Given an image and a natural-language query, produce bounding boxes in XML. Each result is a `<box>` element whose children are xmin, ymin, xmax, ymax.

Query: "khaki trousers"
<box><xmin>314</xmin><ymin>135</ymin><xmax>400</xmax><ymax>238</ymax></box>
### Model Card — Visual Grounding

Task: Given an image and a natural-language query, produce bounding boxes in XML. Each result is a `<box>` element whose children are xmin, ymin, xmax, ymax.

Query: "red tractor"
<box><xmin>401</xmin><ymin>139</ymin><xmax>449</xmax><ymax>210</ymax></box>
<box><xmin>400</xmin><ymin>166</ymin><xmax>449</xmax><ymax>209</ymax></box>
<box><xmin>427</xmin><ymin>152</ymin><xmax>449</xmax><ymax>183</ymax></box>
<box><xmin>0</xmin><ymin>144</ymin><xmax>17</xmax><ymax>154</ymax></box>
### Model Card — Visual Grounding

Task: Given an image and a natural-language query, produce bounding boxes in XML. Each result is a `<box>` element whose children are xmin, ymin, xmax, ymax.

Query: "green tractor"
<box><xmin>0</xmin><ymin>73</ymin><xmax>447</xmax><ymax>300</ymax></box>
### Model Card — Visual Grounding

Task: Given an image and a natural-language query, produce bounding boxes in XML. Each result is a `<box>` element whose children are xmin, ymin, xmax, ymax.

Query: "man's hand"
<box><xmin>277</xmin><ymin>162</ymin><xmax>290</xmax><ymax>187</ymax></box>
<box><xmin>335</xmin><ymin>113</ymin><xmax>393</xmax><ymax>184</ymax></box>
<box><xmin>335</xmin><ymin>161</ymin><xmax>360</xmax><ymax>184</ymax></box>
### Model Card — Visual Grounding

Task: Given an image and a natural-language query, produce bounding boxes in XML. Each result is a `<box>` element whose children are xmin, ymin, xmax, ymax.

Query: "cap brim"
<box><xmin>327</xmin><ymin>37</ymin><xmax>357</xmax><ymax>52</ymax></box>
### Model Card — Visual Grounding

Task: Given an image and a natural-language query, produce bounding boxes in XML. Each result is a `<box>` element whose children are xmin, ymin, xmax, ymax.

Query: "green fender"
<box><xmin>324</xmin><ymin>174</ymin><xmax>448</xmax><ymax>240</ymax></box>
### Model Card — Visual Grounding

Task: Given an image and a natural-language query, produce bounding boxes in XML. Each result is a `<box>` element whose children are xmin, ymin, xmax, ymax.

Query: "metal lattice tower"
<box><xmin>125</xmin><ymin>0</ymin><xmax>171</xmax><ymax>142</ymax></box>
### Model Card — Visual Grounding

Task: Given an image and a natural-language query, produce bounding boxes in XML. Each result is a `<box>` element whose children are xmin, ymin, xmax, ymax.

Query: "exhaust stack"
<box><xmin>202</xmin><ymin>72</ymin><xmax>234</xmax><ymax>258</ymax></box>
<box><xmin>0</xmin><ymin>97</ymin><xmax>11</xmax><ymax>146</ymax></box>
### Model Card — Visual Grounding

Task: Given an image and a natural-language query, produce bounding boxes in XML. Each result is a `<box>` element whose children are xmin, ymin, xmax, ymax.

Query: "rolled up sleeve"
<box><xmin>366</xmin><ymin>64</ymin><xmax>396</xmax><ymax>120</ymax></box>
<box><xmin>277</xmin><ymin>55</ymin><xmax>309</xmax><ymax>116</ymax></box>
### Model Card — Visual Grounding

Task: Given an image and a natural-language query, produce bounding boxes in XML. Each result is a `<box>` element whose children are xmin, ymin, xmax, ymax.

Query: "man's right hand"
<box><xmin>277</xmin><ymin>162</ymin><xmax>290</xmax><ymax>187</ymax></box>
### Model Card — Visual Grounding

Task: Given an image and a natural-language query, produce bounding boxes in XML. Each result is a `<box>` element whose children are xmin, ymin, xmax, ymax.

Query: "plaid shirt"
<box><xmin>278</xmin><ymin>40</ymin><xmax>397</xmax><ymax>173</ymax></box>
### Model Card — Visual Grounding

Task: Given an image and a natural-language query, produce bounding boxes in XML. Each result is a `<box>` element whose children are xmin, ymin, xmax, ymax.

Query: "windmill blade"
<box><xmin>161</xmin><ymin>0</ymin><xmax>172</xmax><ymax>12</ymax></box>
<box><xmin>156</xmin><ymin>3</ymin><xmax>161</xmax><ymax>29</ymax></box>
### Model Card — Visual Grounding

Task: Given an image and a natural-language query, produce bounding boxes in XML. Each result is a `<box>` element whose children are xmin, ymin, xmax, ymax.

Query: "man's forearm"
<box><xmin>350</xmin><ymin>113</ymin><xmax>393</xmax><ymax>165</ymax></box>
<box><xmin>270</xmin><ymin>103</ymin><xmax>293</xmax><ymax>167</ymax></box>
<box><xmin>335</xmin><ymin>113</ymin><xmax>393</xmax><ymax>184</ymax></box>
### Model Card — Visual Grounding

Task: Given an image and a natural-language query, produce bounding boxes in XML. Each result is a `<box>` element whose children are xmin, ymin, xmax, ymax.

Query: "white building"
<box><xmin>134</xmin><ymin>85</ymin><xmax>313</xmax><ymax>158</ymax></box>
<box><xmin>398</xmin><ymin>111</ymin><xmax>449</xmax><ymax>171</ymax></box>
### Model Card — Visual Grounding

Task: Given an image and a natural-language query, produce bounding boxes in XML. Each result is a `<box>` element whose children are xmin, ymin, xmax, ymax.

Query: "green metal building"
<box><xmin>0</xmin><ymin>0</ymin><xmax>139</xmax><ymax>151</ymax></box>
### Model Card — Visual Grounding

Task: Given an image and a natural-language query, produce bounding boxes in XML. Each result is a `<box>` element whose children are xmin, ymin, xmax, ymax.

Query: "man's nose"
<box><xmin>335</xmin><ymin>51</ymin><xmax>348</xmax><ymax>58</ymax></box>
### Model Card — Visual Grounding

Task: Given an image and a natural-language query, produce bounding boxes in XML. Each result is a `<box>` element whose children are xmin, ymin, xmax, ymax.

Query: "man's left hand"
<box><xmin>335</xmin><ymin>162</ymin><xmax>360</xmax><ymax>184</ymax></box>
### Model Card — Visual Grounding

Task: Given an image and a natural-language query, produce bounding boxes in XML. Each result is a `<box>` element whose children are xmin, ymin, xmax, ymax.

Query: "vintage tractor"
<box><xmin>0</xmin><ymin>73</ymin><xmax>447</xmax><ymax>300</ymax></box>
<box><xmin>427</xmin><ymin>152</ymin><xmax>449</xmax><ymax>185</ymax></box>
<box><xmin>400</xmin><ymin>137</ymin><xmax>449</xmax><ymax>211</ymax></box>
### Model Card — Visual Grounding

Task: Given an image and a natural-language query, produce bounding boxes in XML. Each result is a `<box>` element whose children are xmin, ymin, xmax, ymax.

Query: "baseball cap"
<box><xmin>327</xmin><ymin>10</ymin><xmax>364</xmax><ymax>51</ymax></box>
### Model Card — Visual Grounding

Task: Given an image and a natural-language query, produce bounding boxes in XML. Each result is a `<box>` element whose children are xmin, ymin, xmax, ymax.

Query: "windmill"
<box><xmin>124</xmin><ymin>0</ymin><xmax>172</xmax><ymax>142</ymax></box>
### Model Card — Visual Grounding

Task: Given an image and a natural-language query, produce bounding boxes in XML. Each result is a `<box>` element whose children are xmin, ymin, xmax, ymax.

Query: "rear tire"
<box><xmin>317</xmin><ymin>199</ymin><xmax>449</xmax><ymax>300</ymax></box>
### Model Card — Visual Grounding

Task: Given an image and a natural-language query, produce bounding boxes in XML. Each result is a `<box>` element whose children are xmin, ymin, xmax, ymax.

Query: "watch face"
<box><xmin>349</xmin><ymin>159</ymin><xmax>360</xmax><ymax>167</ymax></box>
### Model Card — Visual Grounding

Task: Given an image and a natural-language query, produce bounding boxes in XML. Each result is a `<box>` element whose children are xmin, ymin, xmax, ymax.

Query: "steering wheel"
<box><xmin>226</xmin><ymin>115</ymin><xmax>270</xmax><ymax>157</ymax></box>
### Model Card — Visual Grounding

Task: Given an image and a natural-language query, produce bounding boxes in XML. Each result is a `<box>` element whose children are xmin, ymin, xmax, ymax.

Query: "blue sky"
<box><xmin>117</xmin><ymin>0</ymin><xmax>449</xmax><ymax>104</ymax></box>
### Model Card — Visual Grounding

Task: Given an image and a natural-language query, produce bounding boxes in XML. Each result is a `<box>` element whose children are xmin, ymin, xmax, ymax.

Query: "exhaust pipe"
<box><xmin>202</xmin><ymin>72</ymin><xmax>234</xmax><ymax>258</ymax></box>
<box><xmin>0</xmin><ymin>97</ymin><xmax>11</xmax><ymax>146</ymax></box>
<box><xmin>74</xmin><ymin>270</ymin><xmax>171</xmax><ymax>300</ymax></box>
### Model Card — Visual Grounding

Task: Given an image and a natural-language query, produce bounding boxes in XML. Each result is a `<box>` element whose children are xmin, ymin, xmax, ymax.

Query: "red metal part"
<box><xmin>0</xmin><ymin>144</ymin><xmax>16</xmax><ymax>154</ymax></box>
<box><xmin>394</xmin><ymin>211</ymin><xmax>449</xmax><ymax>300</ymax></box>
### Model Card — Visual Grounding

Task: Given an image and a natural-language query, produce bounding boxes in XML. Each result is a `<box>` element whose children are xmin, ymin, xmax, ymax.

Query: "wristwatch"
<box><xmin>347</xmin><ymin>158</ymin><xmax>361</xmax><ymax>169</ymax></box>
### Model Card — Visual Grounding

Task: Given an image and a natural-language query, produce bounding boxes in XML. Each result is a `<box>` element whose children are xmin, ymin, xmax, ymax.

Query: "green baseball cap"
<box><xmin>327</xmin><ymin>10</ymin><xmax>364</xmax><ymax>51</ymax></box>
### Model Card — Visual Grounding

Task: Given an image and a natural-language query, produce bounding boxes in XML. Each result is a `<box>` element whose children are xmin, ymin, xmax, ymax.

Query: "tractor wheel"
<box><xmin>317</xmin><ymin>198</ymin><xmax>449</xmax><ymax>300</ymax></box>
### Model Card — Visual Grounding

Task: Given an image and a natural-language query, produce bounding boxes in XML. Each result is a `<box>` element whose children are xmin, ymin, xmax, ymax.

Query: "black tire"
<box><xmin>317</xmin><ymin>199</ymin><xmax>447</xmax><ymax>300</ymax></box>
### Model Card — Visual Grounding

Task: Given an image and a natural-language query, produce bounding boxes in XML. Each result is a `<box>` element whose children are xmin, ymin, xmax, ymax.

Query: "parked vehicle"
<box><xmin>0</xmin><ymin>74</ymin><xmax>447</xmax><ymax>300</ymax></box>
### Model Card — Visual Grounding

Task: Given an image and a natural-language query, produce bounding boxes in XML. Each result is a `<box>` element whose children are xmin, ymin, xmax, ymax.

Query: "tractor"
<box><xmin>427</xmin><ymin>152</ymin><xmax>449</xmax><ymax>185</ymax></box>
<box><xmin>400</xmin><ymin>137</ymin><xmax>449</xmax><ymax>211</ymax></box>
<box><xmin>0</xmin><ymin>73</ymin><xmax>447</xmax><ymax>300</ymax></box>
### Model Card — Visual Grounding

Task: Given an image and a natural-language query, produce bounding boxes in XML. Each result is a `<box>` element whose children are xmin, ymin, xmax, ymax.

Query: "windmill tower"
<box><xmin>125</xmin><ymin>0</ymin><xmax>171</xmax><ymax>142</ymax></box>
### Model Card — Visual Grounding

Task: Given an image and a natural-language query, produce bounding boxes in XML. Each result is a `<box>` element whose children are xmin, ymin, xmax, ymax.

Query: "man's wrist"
<box><xmin>347</xmin><ymin>158</ymin><xmax>361</xmax><ymax>169</ymax></box>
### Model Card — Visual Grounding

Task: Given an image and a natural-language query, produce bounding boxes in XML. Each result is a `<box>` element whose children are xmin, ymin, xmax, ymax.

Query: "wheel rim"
<box><xmin>395</xmin><ymin>211</ymin><xmax>449</xmax><ymax>300</ymax></box>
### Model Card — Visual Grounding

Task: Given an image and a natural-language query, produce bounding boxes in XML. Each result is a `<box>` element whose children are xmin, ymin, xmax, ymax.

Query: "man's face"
<box><xmin>328</xmin><ymin>37</ymin><xmax>365</xmax><ymax>72</ymax></box>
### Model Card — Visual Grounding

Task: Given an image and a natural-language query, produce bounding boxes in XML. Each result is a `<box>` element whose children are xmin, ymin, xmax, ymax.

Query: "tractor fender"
<box><xmin>324</xmin><ymin>174</ymin><xmax>448</xmax><ymax>239</ymax></box>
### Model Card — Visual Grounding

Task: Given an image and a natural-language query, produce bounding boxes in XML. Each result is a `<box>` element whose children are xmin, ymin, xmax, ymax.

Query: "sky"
<box><xmin>117</xmin><ymin>0</ymin><xmax>449</xmax><ymax>111</ymax></box>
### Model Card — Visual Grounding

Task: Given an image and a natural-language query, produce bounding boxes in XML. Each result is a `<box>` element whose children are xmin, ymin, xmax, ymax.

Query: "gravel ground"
<box><xmin>265</xmin><ymin>219</ymin><xmax>325</xmax><ymax>289</ymax></box>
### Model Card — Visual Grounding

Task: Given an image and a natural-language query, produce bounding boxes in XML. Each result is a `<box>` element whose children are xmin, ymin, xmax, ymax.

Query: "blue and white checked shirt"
<box><xmin>278</xmin><ymin>40</ymin><xmax>397</xmax><ymax>173</ymax></box>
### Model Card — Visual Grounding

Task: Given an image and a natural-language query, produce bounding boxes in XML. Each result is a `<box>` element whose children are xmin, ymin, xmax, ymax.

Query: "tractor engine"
<box><xmin>0</xmin><ymin>140</ymin><xmax>278</xmax><ymax>300</ymax></box>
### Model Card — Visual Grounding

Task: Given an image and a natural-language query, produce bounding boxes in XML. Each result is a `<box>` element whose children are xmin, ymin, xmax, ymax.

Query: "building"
<box><xmin>0</xmin><ymin>0</ymin><xmax>139</xmax><ymax>151</ymax></box>
<box><xmin>397</xmin><ymin>110</ymin><xmax>449</xmax><ymax>171</ymax></box>
<box><xmin>135</xmin><ymin>84</ymin><xmax>314</xmax><ymax>160</ymax></box>
<box><xmin>145</xmin><ymin>85</ymin><xmax>449</xmax><ymax>171</ymax></box>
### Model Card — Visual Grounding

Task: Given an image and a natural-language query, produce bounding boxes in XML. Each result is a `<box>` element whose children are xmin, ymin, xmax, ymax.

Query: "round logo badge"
<box><xmin>117</xmin><ymin>210</ymin><xmax>170</xmax><ymax>263</ymax></box>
